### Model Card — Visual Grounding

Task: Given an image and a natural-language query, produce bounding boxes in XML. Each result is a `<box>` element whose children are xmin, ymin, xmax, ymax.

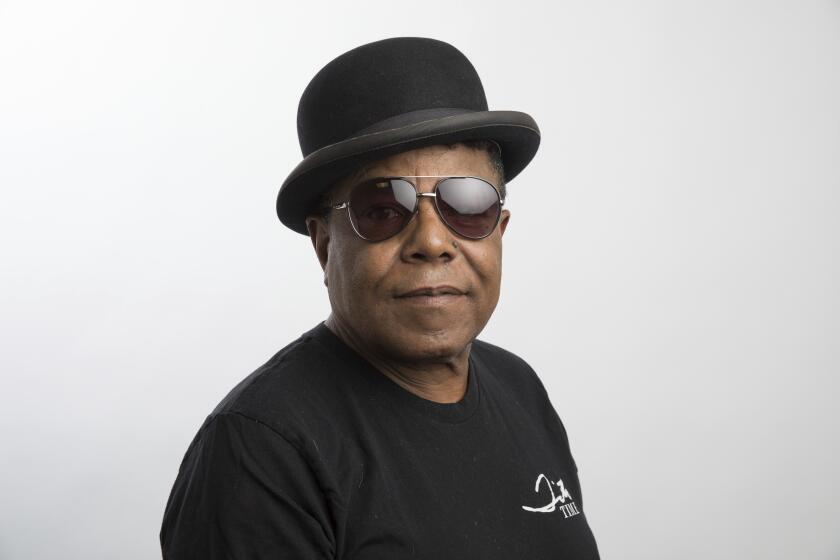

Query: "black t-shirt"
<box><xmin>160</xmin><ymin>322</ymin><xmax>600</xmax><ymax>559</ymax></box>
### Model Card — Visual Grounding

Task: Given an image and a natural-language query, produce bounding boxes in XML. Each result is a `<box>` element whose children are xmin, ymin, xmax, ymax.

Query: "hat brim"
<box><xmin>276</xmin><ymin>110</ymin><xmax>540</xmax><ymax>235</ymax></box>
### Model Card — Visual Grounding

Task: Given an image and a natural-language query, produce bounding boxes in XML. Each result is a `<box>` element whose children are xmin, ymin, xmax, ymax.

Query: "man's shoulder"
<box><xmin>471</xmin><ymin>337</ymin><xmax>538</xmax><ymax>378</ymax></box>
<box><xmin>207</xmin><ymin>323</ymin><xmax>347</xmax><ymax>429</ymax></box>
<box><xmin>471</xmin><ymin>338</ymin><xmax>572</xmax><ymax>449</ymax></box>
<box><xmin>471</xmin><ymin>337</ymin><xmax>554</xmax><ymax>401</ymax></box>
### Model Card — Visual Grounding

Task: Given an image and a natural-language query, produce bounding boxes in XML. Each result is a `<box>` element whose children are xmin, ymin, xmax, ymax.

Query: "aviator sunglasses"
<box><xmin>324</xmin><ymin>176</ymin><xmax>505</xmax><ymax>242</ymax></box>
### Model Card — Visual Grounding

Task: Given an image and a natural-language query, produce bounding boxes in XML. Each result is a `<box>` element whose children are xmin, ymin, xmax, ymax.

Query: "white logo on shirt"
<box><xmin>521</xmin><ymin>473</ymin><xmax>581</xmax><ymax>518</ymax></box>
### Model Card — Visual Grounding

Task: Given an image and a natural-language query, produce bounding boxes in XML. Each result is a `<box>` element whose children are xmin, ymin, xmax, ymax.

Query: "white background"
<box><xmin>1</xmin><ymin>1</ymin><xmax>838</xmax><ymax>558</ymax></box>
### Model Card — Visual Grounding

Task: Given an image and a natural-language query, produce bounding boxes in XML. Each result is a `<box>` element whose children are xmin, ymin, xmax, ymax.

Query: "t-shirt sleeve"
<box><xmin>160</xmin><ymin>411</ymin><xmax>336</xmax><ymax>559</ymax></box>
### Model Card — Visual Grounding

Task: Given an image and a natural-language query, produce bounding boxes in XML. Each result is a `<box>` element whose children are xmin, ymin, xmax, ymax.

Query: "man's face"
<box><xmin>306</xmin><ymin>143</ymin><xmax>510</xmax><ymax>363</ymax></box>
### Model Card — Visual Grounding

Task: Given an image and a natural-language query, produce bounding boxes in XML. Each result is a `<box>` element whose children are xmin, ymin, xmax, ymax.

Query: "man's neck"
<box><xmin>324</xmin><ymin>314</ymin><xmax>470</xmax><ymax>404</ymax></box>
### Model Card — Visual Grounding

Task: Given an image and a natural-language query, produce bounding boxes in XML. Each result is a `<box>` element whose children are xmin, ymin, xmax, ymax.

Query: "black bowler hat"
<box><xmin>276</xmin><ymin>37</ymin><xmax>541</xmax><ymax>234</ymax></box>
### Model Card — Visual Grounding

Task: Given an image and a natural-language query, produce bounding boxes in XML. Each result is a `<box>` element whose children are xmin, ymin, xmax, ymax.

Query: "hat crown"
<box><xmin>297</xmin><ymin>37</ymin><xmax>488</xmax><ymax>157</ymax></box>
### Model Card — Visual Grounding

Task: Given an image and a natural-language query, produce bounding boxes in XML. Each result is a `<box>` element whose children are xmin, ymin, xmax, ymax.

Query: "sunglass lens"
<box><xmin>436</xmin><ymin>177</ymin><xmax>501</xmax><ymax>239</ymax></box>
<box><xmin>349</xmin><ymin>178</ymin><xmax>416</xmax><ymax>241</ymax></box>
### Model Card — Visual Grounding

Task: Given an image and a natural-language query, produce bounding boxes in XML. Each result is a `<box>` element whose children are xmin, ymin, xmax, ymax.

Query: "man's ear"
<box><xmin>499</xmin><ymin>209</ymin><xmax>511</xmax><ymax>237</ymax></box>
<box><xmin>305</xmin><ymin>214</ymin><xmax>330</xmax><ymax>273</ymax></box>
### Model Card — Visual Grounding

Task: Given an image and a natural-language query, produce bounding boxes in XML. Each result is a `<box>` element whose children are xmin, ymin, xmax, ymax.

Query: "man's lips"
<box><xmin>396</xmin><ymin>285</ymin><xmax>466</xmax><ymax>298</ymax></box>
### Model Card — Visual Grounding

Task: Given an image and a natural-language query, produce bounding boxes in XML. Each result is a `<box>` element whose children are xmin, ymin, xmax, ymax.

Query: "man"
<box><xmin>160</xmin><ymin>37</ymin><xmax>600</xmax><ymax>559</ymax></box>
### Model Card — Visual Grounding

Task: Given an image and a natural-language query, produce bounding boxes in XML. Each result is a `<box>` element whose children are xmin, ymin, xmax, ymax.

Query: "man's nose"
<box><xmin>400</xmin><ymin>193</ymin><xmax>456</xmax><ymax>262</ymax></box>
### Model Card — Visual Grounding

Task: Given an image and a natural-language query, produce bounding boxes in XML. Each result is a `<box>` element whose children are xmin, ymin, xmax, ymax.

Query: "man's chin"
<box><xmin>378</xmin><ymin>319</ymin><xmax>475</xmax><ymax>362</ymax></box>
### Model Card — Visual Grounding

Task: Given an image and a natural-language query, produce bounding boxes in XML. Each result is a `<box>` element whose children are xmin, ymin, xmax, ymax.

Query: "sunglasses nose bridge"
<box><xmin>413</xmin><ymin>191</ymin><xmax>440</xmax><ymax>220</ymax></box>
<box><xmin>409</xmin><ymin>190</ymin><xmax>453</xmax><ymax>236</ymax></box>
<box><xmin>411</xmin><ymin>190</ymin><xmax>438</xmax><ymax>217</ymax></box>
